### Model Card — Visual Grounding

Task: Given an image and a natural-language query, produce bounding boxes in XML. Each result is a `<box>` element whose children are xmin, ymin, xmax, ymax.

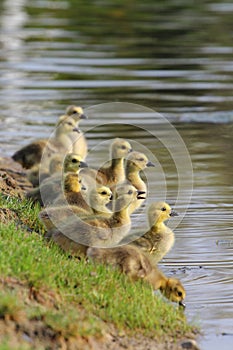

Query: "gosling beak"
<box><xmin>146</xmin><ymin>161</ymin><xmax>155</xmax><ymax>167</ymax></box>
<box><xmin>128</xmin><ymin>148</ymin><xmax>133</xmax><ymax>153</ymax></box>
<box><xmin>80</xmin><ymin>161</ymin><xmax>88</xmax><ymax>168</ymax></box>
<box><xmin>80</xmin><ymin>114</ymin><xmax>87</xmax><ymax>119</ymax></box>
<box><xmin>109</xmin><ymin>194</ymin><xmax>113</xmax><ymax>201</ymax></box>
<box><xmin>170</xmin><ymin>210</ymin><xmax>178</xmax><ymax>217</ymax></box>
<box><xmin>73</xmin><ymin>127</ymin><xmax>81</xmax><ymax>133</ymax></box>
<box><xmin>179</xmin><ymin>300</ymin><xmax>186</xmax><ymax>309</ymax></box>
<box><xmin>137</xmin><ymin>190</ymin><xmax>146</xmax><ymax>200</ymax></box>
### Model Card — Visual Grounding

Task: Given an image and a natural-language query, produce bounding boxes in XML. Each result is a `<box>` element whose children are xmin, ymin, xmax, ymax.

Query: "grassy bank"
<box><xmin>0</xmin><ymin>194</ymin><xmax>195</xmax><ymax>349</ymax></box>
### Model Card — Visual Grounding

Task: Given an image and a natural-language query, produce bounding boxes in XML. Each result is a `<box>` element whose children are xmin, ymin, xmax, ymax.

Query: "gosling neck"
<box><xmin>64</xmin><ymin>174</ymin><xmax>81</xmax><ymax>193</ymax></box>
<box><xmin>149</xmin><ymin>218</ymin><xmax>167</xmax><ymax>232</ymax></box>
<box><xmin>110</xmin><ymin>157</ymin><xmax>125</xmax><ymax>174</ymax></box>
<box><xmin>55</xmin><ymin>127</ymin><xmax>73</xmax><ymax>150</ymax></box>
<box><xmin>113</xmin><ymin>198</ymin><xmax>131</xmax><ymax>222</ymax></box>
<box><xmin>126</xmin><ymin>166</ymin><xmax>145</xmax><ymax>191</ymax></box>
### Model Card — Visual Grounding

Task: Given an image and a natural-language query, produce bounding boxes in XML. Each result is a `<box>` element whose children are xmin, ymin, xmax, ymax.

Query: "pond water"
<box><xmin>0</xmin><ymin>1</ymin><xmax>232</xmax><ymax>349</ymax></box>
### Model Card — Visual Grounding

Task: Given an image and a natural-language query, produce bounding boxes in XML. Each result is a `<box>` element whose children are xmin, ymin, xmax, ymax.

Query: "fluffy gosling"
<box><xmin>125</xmin><ymin>151</ymin><xmax>155</xmax><ymax>214</ymax></box>
<box><xmin>47</xmin><ymin>184</ymin><xmax>145</xmax><ymax>256</ymax></box>
<box><xmin>39</xmin><ymin>185</ymin><xmax>112</xmax><ymax>232</ymax></box>
<box><xmin>26</xmin><ymin>153</ymin><xmax>87</xmax><ymax>206</ymax></box>
<box><xmin>81</xmin><ymin>138</ymin><xmax>132</xmax><ymax>188</ymax></box>
<box><xmin>132</xmin><ymin>201</ymin><xmax>178</xmax><ymax>263</ymax></box>
<box><xmin>12</xmin><ymin>106</ymin><xmax>87</xmax><ymax>169</ymax></box>
<box><xmin>87</xmin><ymin>244</ymin><xmax>185</xmax><ymax>306</ymax></box>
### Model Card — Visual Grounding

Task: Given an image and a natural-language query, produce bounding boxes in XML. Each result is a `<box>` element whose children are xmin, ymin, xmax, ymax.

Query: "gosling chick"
<box><xmin>125</xmin><ymin>151</ymin><xmax>155</xmax><ymax>214</ymax></box>
<box><xmin>39</xmin><ymin>185</ymin><xmax>112</xmax><ymax>232</ymax></box>
<box><xmin>87</xmin><ymin>245</ymin><xmax>185</xmax><ymax>306</ymax></box>
<box><xmin>81</xmin><ymin>138</ymin><xmax>132</xmax><ymax>188</ymax></box>
<box><xmin>132</xmin><ymin>201</ymin><xmax>178</xmax><ymax>263</ymax></box>
<box><xmin>47</xmin><ymin>184</ymin><xmax>146</xmax><ymax>256</ymax></box>
<box><xmin>64</xmin><ymin>105</ymin><xmax>88</xmax><ymax>160</ymax></box>
<box><xmin>12</xmin><ymin>106</ymin><xmax>87</xmax><ymax>169</ymax></box>
<box><xmin>53</xmin><ymin>173</ymin><xmax>88</xmax><ymax>207</ymax></box>
<box><xmin>26</xmin><ymin>153</ymin><xmax>87</xmax><ymax>206</ymax></box>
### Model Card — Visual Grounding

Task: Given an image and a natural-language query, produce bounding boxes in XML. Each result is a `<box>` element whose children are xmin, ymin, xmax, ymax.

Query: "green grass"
<box><xmin>0</xmin><ymin>195</ymin><xmax>194</xmax><ymax>346</ymax></box>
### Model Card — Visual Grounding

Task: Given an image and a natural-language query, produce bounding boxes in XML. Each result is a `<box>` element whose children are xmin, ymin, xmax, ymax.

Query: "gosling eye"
<box><xmin>101</xmin><ymin>191</ymin><xmax>107</xmax><ymax>195</ymax></box>
<box><xmin>128</xmin><ymin>190</ymin><xmax>133</xmax><ymax>195</ymax></box>
<box><xmin>72</xmin><ymin>110</ymin><xmax>78</xmax><ymax>114</ymax></box>
<box><xmin>178</xmin><ymin>291</ymin><xmax>183</xmax><ymax>297</ymax></box>
<box><xmin>72</xmin><ymin>158</ymin><xmax>78</xmax><ymax>163</ymax></box>
<box><xmin>138</xmin><ymin>158</ymin><xmax>144</xmax><ymax>161</ymax></box>
<box><xmin>67</xmin><ymin>122</ymin><xmax>73</xmax><ymax>126</ymax></box>
<box><xmin>161</xmin><ymin>207</ymin><xmax>166</xmax><ymax>211</ymax></box>
<box><xmin>121</xmin><ymin>145</ymin><xmax>126</xmax><ymax>150</ymax></box>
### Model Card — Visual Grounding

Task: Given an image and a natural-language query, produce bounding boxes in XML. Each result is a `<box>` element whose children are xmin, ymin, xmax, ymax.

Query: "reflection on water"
<box><xmin>0</xmin><ymin>0</ymin><xmax>233</xmax><ymax>349</ymax></box>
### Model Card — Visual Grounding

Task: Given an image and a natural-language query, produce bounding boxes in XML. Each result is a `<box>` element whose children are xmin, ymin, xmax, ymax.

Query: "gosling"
<box><xmin>124</xmin><ymin>151</ymin><xmax>155</xmax><ymax>214</ymax></box>
<box><xmin>81</xmin><ymin>138</ymin><xmax>132</xmax><ymax>188</ymax></box>
<box><xmin>39</xmin><ymin>185</ymin><xmax>112</xmax><ymax>232</ymax></box>
<box><xmin>132</xmin><ymin>201</ymin><xmax>178</xmax><ymax>263</ymax></box>
<box><xmin>46</xmin><ymin>184</ymin><xmax>146</xmax><ymax>256</ymax></box>
<box><xmin>26</xmin><ymin>153</ymin><xmax>87</xmax><ymax>206</ymax></box>
<box><xmin>87</xmin><ymin>244</ymin><xmax>185</xmax><ymax>306</ymax></box>
<box><xmin>12</xmin><ymin>106</ymin><xmax>87</xmax><ymax>169</ymax></box>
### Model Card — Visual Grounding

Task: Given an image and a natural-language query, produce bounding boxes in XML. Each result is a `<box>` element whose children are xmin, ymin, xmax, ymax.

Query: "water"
<box><xmin>0</xmin><ymin>1</ymin><xmax>233</xmax><ymax>348</ymax></box>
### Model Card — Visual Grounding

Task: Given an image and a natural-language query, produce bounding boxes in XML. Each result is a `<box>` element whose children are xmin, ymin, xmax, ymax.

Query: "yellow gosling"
<box><xmin>47</xmin><ymin>184</ymin><xmax>146</xmax><ymax>257</ymax></box>
<box><xmin>39</xmin><ymin>186</ymin><xmax>112</xmax><ymax>232</ymax></box>
<box><xmin>81</xmin><ymin>138</ymin><xmax>132</xmax><ymax>188</ymax></box>
<box><xmin>87</xmin><ymin>244</ymin><xmax>185</xmax><ymax>306</ymax></box>
<box><xmin>53</xmin><ymin>173</ymin><xmax>88</xmax><ymax>207</ymax></box>
<box><xmin>125</xmin><ymin>151</ymin><xmax>155</xmax><ymax>214</ymax></box>
<box><xmin>64</xmin><ymin>105</ymin><xmax>88</xmax><ymax>160</ymax></box>
<box><xmin>26</xmin><ymin>153</ymin><xmax>87</xmax><ymax>206</ymax></box>
<box><xmin>133</xmin><ymin>201</ymin><xmax>178</xmax><ymax>263</ymax></box>
<box><xmin>12</xmin><ymin>105</ymin><xmax>87</xmax><ymax>169</ymax></box>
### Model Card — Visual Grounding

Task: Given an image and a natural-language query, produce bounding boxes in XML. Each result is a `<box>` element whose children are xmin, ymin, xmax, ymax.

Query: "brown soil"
<box><xmin>0</xmin><ymin>157</ymin><xmax>32</xmax><ymax>198</ymax></box>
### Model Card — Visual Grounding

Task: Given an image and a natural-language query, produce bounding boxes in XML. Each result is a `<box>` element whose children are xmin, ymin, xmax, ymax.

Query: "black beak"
<box><xmin>179</xmin><ymin>300</ymin><xmax>186</xmax><ymax>308</ymax></box>
<box><xmin>170</xmin><ymin>210</ymin><xmax>178</xmax><ymax>217</ymax></box>
<box><xmin>147</xmin><ymin>161</ymin><xmax>155</xmax><ymax>167</ymax></box>
<box><xmin>81</xmin><ymin>184</ymin><xmax>87</xmax><ymax>191</ymax></box>
<box><xmin>109</xmin><ymin>194</ymin><xmax>113</xmax><ymax>201</ymax></box>
<box><xmin>128</xmin><ymin>148</ymin><xmax>133</xmax><ymax>153</ymax></box>
<box><xmin>73</xmin><ymin>127</ymin><xmax>81</xmax><ymax>133</ymax></box>
<box><xmin>80</xmin><ymin>161</ymin><xmax>88</xmax><ymax>168</ymax></box>
<box><xmin>137</xmin><ymin>190</ymin><xmax>146</xmax><ymax>200</ymax></box>
<box><xmin>80</xmin><ymin>114</ymin><xmax>87</xmax><ymax>119</ymax></box>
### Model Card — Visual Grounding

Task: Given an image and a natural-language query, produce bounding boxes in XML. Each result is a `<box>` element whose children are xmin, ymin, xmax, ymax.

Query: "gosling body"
<box><xmin>125</xmin><ymin>151</ymin><xmax>155</xmax><ymax>214</ymax></box>
<box><xmin>87</xmin><ymin>244</ymin><xmax>185</xmax><ymax>306</ymax></box>
<box><xmin>12</xmin><ymin>106</ymin><xmax>87</xmax><ymax>169</ymax></box>
<box><xmin>46</xmin><ymin>184</ymin><xmax>145</xmax><ymax>256</ymax></box>
<box><xmin>81</xmin><ymin>138</ymin><xmax>132</xmax><ymax>188</ymax></box>
<box><xmin>133</xmin><ymin>201</ymin><xmax>178</xmax><ymax>263</ymax></box>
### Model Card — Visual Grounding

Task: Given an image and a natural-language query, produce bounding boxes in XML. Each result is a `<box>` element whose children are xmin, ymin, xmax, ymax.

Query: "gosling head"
<box><xmin>56</xmin><ymin>115</ymin><xmax>80</xmax><ymax>135</ymax></box>
<box><xmin>110</xmin><ymin>138</ymin><xmax>133</xmax><ymax>159</ymax></box>
<box><xmin>148</xmin><ymin>201</ymin><xmax>178</xmax><ymax>227</ymax></box>
<box><xmin>126</xmin><ymin>151</ymin><xmax>155</xmax><ymax>171</ymax></box>
<box><xmin>63</xmin><ymin>153</ymin><xmax>88</xmax><ymax>173</ymax></box>
<box><xmin>114</xmin><ymin>184</ymin><xmax>146</xmax><ymax>211</ymax></box>
<box><xmin>161</xmin><ymin>277</ymin><xmax>186</xmax><ymax>308</ymax></box>
<box><xmin>89</xmin><ymin>186</ymin><xmax>113</xmax><ymax>208</ymax></box>
<box><xmin>65</xmin><ymin>105</ymin><xmax>87</xmax><ymax>121</ymax></box>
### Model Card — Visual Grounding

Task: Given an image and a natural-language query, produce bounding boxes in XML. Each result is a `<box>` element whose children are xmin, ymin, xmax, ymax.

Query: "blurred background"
<box><xmin>0</xmin><ymin>1</ymin><xmax>232</xmax><ymax>349</ymax></box>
